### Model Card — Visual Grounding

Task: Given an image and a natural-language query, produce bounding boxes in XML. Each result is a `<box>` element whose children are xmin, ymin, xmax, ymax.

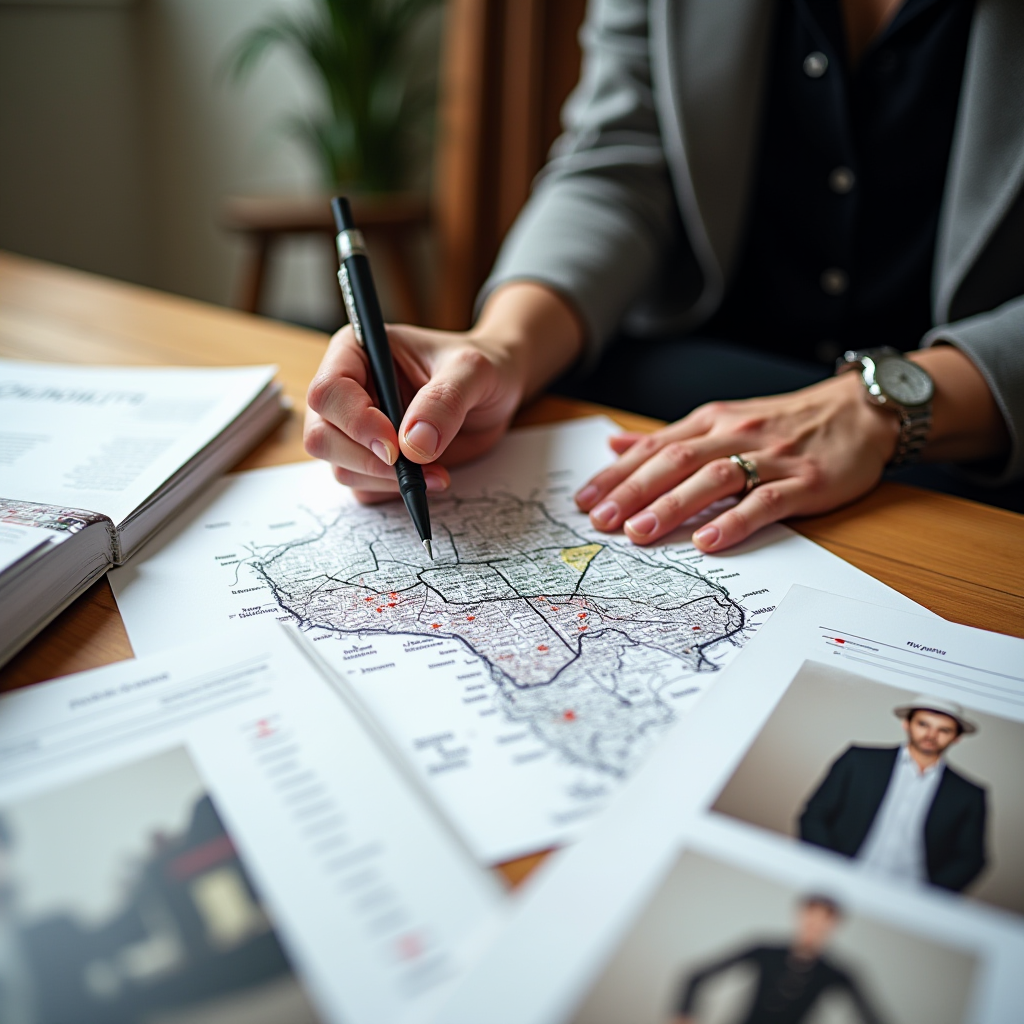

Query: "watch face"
<box><xmin>874</xmin><ymin>357</ymin><xmax>934</xmax><ymax>406</ymax></box>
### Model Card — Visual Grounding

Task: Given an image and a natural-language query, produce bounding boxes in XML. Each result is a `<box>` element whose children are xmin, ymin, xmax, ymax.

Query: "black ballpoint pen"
<box><xmin>331</xmin><ymin>196</ymin><xmax>433</xmax><ymax>560</ymax></box>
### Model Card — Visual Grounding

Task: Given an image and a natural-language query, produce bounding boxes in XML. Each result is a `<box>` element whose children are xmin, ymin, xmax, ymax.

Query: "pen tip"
<box><xmin>423</xmin><ymin>539</ymin><xmax>434</xmax><ymax>561</ymax></box>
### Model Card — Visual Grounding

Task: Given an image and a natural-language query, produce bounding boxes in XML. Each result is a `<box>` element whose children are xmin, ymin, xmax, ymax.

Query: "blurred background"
<box><xmin>0</xmin><ymin>0</ymin><xmax>586</xmax><ymax>334</ymax></box>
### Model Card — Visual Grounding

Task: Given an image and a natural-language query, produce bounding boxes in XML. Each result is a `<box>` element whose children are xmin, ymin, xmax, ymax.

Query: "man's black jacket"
<box><xmin>798</xmin><ymin>745</ymin><xmax>986</xmax><ymax>892</ymax></box>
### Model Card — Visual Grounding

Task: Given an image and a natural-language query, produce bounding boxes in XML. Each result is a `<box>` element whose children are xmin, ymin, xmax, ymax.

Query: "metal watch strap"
<box><xmin>892</xmin><ymin>404</ymin><xmax>931</xmax><ymax>467</ymax></box>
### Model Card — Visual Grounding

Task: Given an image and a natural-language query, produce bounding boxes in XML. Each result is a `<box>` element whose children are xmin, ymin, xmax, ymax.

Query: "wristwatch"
<box><xmin>836</xmin><ymin>347</ymin><xmax>934</xmax><ymax>467</ymax></box>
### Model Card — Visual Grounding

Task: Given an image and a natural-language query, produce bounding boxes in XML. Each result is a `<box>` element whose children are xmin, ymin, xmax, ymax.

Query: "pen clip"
<box><xmin>337</xmin><ymin>265</ymin><xmax>364</xmax><ymax>346</ymax></box>
<box><xmin>335</xmin><ymin>229</ymin><xmax>368</xmax><ymax>346</ymax></box>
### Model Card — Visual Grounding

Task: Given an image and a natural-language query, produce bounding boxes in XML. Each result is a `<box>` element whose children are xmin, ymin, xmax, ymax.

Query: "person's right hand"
<box><xmin>304</xmin><ymin>323</ymin><xmax>524</xmax><ymax>503</ymax></box>
<box><xmin>303</xmin><ymin>281</ymin><xmax>585</xmax><ymax>503</ymax></box>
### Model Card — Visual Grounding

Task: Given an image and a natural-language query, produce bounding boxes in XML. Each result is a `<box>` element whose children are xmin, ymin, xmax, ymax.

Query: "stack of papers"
<box><xmin>10</xmin><ymin>413</ymin><xmax>1022</xmax><ymax>1021</ymax></box>
<box><xmin>111</xmin><ymin>418</ymin><xmax>923</xmax><ymax>864</ymax></box>
<box><xmin>0</xmin><ymin>360</ymin><xmax>286</xmax><ymax>664</ymax></box>
<box><xmin>433</xmin><ymin>588</ymin><xmax>1024</xmax><ymax>1024</ymax></box>
<box><xmin>0</xmin><ymin>627</ymin><xmax>501</xmax><ymax>1024</ymax></box>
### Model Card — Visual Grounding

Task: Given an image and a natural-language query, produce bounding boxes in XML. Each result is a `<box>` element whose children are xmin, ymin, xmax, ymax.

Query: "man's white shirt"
<box><xmin>857</xmin><ymin>744</ymin><xmax>944</xmax><ymax>884</ymax></box>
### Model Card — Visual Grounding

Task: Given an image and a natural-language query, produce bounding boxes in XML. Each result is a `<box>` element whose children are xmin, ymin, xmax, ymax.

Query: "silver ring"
<box><xmin>730</xmin><ymin>454</ymin><xmax>760</xmax><ymax>493</ymax></box>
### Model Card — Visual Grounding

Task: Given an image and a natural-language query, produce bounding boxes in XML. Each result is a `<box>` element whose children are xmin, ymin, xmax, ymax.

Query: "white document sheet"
<box><xmin>432</xmin><ymin>587</ymin><xmax>1024</xmax><ymax>1024</ymax></box>
<box><xmin>112</xmin><ymin>418</ymin><xmax>927</xmax><ymax>864</ymax></box>
<box><xmin>0</xmin><ymin>360</ymin><xmax>276</xmax><ymax>525</ymax></box>
<box><xmin>0</xmin><ymin>626</ymin><xmax>502</xmax><ymax>1024</ymax></box>
<box><xmin>0</xmin><ymin>520</ymin><xmax>55</xmax><ymax>576</ymax></box>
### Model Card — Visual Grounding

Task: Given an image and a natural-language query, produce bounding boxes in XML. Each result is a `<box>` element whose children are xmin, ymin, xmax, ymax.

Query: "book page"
<box><xmin>431</xmin><ymin>588</ymin><xmax>1024</xmax><ymax>1024</ymax></box>
<box><xmin>0</xmin><ymin>625</ymin><xmax>502</xmax><ymax>1024</ymax></box>
<box><xmin>0</xmin><ymin>360</ymin><xmax>276</xmax><ymax>526</ymax></box>
<box><xmin>0</xmin><ymin>520</ymin><xmax>55</xmax><ymax>576</ymax></box>
<box><xmin>112</xmin><ymin>418</ymin><xmax>929</xmax><ymax>864</ymax></box>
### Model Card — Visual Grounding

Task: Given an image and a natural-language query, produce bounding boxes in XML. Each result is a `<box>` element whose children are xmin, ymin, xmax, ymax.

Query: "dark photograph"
<box><xmin>571</xmin><ymin>849</ymin><xmax>976</xmax><ymax>1024</ymax></box>
<box><xmin>713</xmin><ymin>661</ymin><xmax>1024</xmax><ymax>916</ymax></box>
<box><xmin>0</xmin><ymin>746</ymin><xmax>322</xmax><ymax>1024</ymax></box>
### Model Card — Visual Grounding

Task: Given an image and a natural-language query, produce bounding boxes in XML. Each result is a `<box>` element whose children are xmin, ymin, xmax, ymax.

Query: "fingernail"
<box><xmin>576</xmin><ymin>484</ymin><xmax>599</xmax><ymax>507</ymax></box>
<box><xmin>591</xmin><ymin>500</ymin><xmax>619</xmax><ymax>528</ymax></box>
<box><xmin>371</xmin><ymin>439</ymin><xmax>396</xmax><ymax>466</ymax></box>
<box><xmin>424</xmin><ymin>469</ymin><xmax>448</xmax><ymax>492</ymax></box>
<box><xmin>626</xmin><ymin>511</ymin><xmax>657</xmax><ymax>536</ymax></box>
<box><xmin>404</xmin><ymin>421</ymin><xmax>440</xmax><ymax>459</ymax></box>
<box><xmin>694</xmin><ymin>525</ymin><xmax>720</xmax><ymax>549</ymax></box>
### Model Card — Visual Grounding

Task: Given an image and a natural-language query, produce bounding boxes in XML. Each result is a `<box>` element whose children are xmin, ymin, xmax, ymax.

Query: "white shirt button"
<box><xmin>829</xmin><ymin>166</ymin><xmax>856</xmax><ymax>194</ymax></box>
<box><xmin>803</xmin><ymin>51</ymin><xmax>828</xmax><ymax>78</ymax></box>
<box><xmin>821</xmin><ymin>268</ymin><xmax>849</xmax><ymax>295</ymax></box>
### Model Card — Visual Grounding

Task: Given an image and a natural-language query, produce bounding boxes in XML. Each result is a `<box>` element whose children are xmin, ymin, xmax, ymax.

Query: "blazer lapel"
<box><xmin>934</xmin><ymin>0</ymin><xmax>1024</xmax><ymax>322</ymax></box>
<box><xmin>650</xmin><ymin>0</ymin><xmax>774</xmax><ymax>315</ymax></box>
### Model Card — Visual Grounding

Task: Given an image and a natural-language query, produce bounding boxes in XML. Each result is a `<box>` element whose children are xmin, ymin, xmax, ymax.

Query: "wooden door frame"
<box><xmin>432</xmin><ymin>0</ymin><xmax>587</xmax><ymax>330</ymax></box>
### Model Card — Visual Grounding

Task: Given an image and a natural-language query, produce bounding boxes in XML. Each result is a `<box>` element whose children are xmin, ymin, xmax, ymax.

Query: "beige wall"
<box><xmin>0</xmin><ymin>0</ymin><xmax>338</xmax><ymax>325</ymax></box>
<box><xmin>0</xmin><ymin>1</ymin><xmax>152</xmax><ymax>285</ymax></box>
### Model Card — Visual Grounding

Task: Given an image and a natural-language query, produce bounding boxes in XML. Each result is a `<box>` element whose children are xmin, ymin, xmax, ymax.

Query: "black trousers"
<box><xmin>553</xmin><ymin>335</ymin><xmax>1023</xmax><ymax>512</ymax></box>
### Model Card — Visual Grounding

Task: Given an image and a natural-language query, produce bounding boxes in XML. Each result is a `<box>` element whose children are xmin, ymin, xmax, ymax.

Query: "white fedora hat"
<box><xmin>894</xmin><ymin>694</ymin><xmax>978</xmax><ymax>735</ymax></box>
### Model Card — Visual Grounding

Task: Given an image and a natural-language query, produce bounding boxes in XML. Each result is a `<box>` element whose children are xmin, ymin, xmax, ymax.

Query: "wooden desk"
<box><xmin>2</xmin><ymin>251</ymin><xmax>1022</xmax><ymax>886</ymax></box>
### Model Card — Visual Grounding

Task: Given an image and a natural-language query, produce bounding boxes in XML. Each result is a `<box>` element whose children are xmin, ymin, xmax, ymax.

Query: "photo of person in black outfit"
<box><xmin>672</xmin><ymin>896</ymin><xmax>884</xmax><ymax>1024</ymax></box>
<box><xmin>799</xmin><ymin>695</ymin><xmax>986</xmax><ymax>892</ymax></box>
<box><xmin>570</xmin><ymin>847</ymin><xmax>977</xmax><ymax>1024</ymax></box>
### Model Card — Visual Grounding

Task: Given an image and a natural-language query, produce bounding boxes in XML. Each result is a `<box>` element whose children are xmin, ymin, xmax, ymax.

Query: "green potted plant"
<box><xmin>227</xmin><ymin>0</ymin><xmax>443</xmax><ymax>192</ymax></box>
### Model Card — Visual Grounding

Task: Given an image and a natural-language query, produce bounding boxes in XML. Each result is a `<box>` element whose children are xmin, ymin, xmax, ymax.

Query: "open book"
<box><xmin>0</xmin><ymin>360</ymin><xmax>287</xmax><ymax>665</ymax></box>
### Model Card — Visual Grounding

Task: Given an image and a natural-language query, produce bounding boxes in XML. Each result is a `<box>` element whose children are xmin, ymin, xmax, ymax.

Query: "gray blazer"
<box><xmin>484</xmin><ymin>0</ymin><xmax>1024</xmax><ymax>483</ymax></box>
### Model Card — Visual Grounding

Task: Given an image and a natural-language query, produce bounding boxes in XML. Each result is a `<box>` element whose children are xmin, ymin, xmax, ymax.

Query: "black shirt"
<box><xmin>676</xmin><ymin>944</ymin><xmax>882</xmax><ymax>1024</ymax></box>
<box><xmin>705</xmin><ymin>0</ymin><xmax>975</xmax><ymax>365</ymax></box>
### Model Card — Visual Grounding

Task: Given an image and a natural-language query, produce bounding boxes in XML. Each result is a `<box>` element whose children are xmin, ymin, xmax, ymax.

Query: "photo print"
<box><xmin>712</xmin><ymin>660</ymin><xmax>1024</xmax><ymax>916</ymax></box>
<box><xmin>570</xmin><ymin>848</ymin><xmax>977</xmax><ymax>1024</ymax></box>
<box><xmin>0</xmin><ymin>745</ymin><xmax>323</xmax><ymax>1024</ymax></box>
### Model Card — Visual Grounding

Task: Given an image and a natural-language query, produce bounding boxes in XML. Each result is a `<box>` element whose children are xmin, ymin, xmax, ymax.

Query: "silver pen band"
<box><xmin>336</xmin><ymin>229</ymin><xmax>368</xmax><ymax>263</ymax></box>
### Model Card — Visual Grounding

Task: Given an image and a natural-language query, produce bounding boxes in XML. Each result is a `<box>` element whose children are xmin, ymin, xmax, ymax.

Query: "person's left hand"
<box><xmin>574</xmin><ymin>373</ymin><xmax>901</xmax><ymax>552</ymax></box>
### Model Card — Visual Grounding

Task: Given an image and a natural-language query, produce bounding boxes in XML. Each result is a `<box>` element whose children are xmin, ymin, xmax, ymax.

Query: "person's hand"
<box><xmin>574</xmin><ymin>344</ymin><xmax>1009</xmax><ymax>553</ymax></box>
<box><xmin>304</xmin><ymin>283</ymin><xmax>584</xmax><ymax>502</ymax></box>
<box><xmin>304</xmin><ymin>323</ymin><xmax>524</xmax><ymax>503</ymax></box>
<box><xmin>575</xmin><ymin>372</ymin><xmax>901</xmax><ymax>552</ymax></box>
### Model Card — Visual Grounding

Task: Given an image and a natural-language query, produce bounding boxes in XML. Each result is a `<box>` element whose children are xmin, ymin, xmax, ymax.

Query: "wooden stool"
<box><xmin>222</xmin><ymin>192</ymin><xmax>430</xmax><ymax>325</ymax></box>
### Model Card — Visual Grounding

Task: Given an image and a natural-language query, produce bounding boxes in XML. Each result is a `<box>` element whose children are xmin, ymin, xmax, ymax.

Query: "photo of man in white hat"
<box><xmin>798</xmin><ymin>695</ymin><xmax>986</xmax><ymax>892</ymax></box>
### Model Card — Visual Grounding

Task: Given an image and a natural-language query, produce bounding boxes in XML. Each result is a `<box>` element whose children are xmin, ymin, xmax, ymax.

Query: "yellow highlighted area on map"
<box><xmin>559</xmin><ymin>543</ymin><xmax>604</xmax><ymax>573</ymax></box>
